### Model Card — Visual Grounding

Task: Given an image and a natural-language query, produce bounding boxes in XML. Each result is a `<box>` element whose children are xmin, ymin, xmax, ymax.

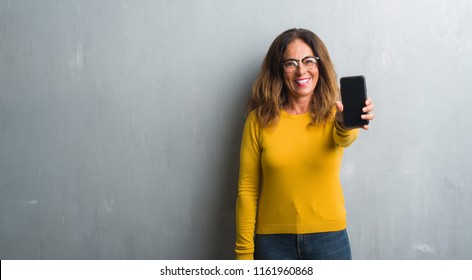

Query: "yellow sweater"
<box><xmin>235</xmin><ymin>110</ymin><xmax>358</xmax><ymax>260</ymax></box>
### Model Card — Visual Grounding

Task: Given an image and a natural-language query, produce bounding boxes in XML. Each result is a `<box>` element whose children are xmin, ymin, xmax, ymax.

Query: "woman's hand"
<box><xmin>335</xmin><ymin>98</ymin><xmax>375</xmax><ymax>130</ymax></box>
<box><xmin>360</xmin><ymin>98</ymin><xmax>375</xmax><ymax>130</ymax></box>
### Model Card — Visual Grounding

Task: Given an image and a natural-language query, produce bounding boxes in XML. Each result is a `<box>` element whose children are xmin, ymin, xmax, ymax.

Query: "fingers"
<box><xmin>361</xmin><ymin>112</ymin><xmax>375</xmax><ymax>121</ymax></box>
<box><xmin>361</xmin><ymin>98</ymin><xmax>374</xmax><ymax>130</ymax></box>
<box><xmin>362</xmin><ymin>98</ymin><xmax>375</xmax><ymax>121</ymax></box>
<box><xmin>335</xmin><ymin>101</ymin><xmax>343</xmax><ymax>112</ymax></box>
<box><xmin>334</xmin><ymin>101</ymin><xmax>344</xmax><ymax>125</ymax></box>
<box><xmin>363</xmin><ymin>98</ymin><xmax>375</xmax><ymax>113</ymax></box>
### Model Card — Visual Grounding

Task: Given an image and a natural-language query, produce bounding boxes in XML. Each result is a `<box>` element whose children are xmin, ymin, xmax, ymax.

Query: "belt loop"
<box><xmin>296</xmin><ymin>234</ymin><xmax>303</xmax><ymax>259</ymax></box>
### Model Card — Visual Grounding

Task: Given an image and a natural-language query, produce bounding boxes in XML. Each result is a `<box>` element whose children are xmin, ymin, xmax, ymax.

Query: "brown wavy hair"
<box><xmin>247</xmin><ymin>28</ymin><xmax>339</xmax><ymax>128</ymax></box>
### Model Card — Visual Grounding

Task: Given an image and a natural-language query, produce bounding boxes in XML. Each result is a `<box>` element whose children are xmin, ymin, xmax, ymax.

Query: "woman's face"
<box><xmin>282</xmin><ymin>39</ymin><xmax>319</xmax><ymax>99</ymax></box>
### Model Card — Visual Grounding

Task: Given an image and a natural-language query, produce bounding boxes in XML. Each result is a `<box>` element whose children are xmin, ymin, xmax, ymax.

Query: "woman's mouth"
<box><xmin>295</xmin><ymin>78</ymin><xmax>310</xmax><ymax>86</ymax></box>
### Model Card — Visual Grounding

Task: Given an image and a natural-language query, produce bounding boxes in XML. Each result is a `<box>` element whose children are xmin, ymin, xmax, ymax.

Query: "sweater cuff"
<box><xmin>236</xmin><ymin>253</ymin><xmax>254</xmax><ymax>260</ymax></box>
<box><xmin>333</xmin><ymin>120</ymin><xmax>359</xmax><ymax>147</ymax></box>
<box><xmin>334</xmin><ymin>120</ymin><xmax>350</xmax><ymax>133</ymax></box>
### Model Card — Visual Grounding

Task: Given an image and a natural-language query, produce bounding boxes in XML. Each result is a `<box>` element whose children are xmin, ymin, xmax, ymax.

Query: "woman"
<box><xmin>235</xmin><ymin>28</ymin><xmax>375</xmax><ymax>260</ymax></box>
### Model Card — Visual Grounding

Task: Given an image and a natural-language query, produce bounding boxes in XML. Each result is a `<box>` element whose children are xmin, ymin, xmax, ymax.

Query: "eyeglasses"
<box><xmin>281</xmin><ymin>56</ymin><xmax>320</xmax><ymax>73</ymax></box>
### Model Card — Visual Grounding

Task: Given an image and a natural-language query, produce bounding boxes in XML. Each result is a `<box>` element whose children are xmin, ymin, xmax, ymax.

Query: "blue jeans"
<box><xmin>254</xmin><ymin>229</ymin><xmax>352</xmax><ymax>260</ymax></box>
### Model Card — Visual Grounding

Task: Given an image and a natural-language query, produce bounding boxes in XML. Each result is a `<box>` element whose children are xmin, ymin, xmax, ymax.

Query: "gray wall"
<box><xmin>1</xmin><ymin>0</ymin><xmax>471</xmax><ymax>259</ymax></box>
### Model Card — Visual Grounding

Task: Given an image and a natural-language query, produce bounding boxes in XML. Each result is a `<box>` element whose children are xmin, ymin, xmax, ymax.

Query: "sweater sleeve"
<box><xmin>333</xmin><ymin>120</ymin><xmax>359</xmax><ymax>147</ymax></box>
<box><xmin>235</xmin><ymin>113</ymin><xmax>261</xmax><ymax>260</ymax></box>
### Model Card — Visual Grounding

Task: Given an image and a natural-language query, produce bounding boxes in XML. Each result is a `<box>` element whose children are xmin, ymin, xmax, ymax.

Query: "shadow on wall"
<box><xmin>191</xmin><ymin>71</ymin><xmax>256</xmax><ymax>260</ymax></box>
<box><xmin>196</xmin><ymin>98</ymin><xmax>247</xmax><ymax>259</ymax></box>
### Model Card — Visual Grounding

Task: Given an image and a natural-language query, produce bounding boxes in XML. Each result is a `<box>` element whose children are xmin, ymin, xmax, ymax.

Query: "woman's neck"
<box><xmin>283</xmin><ymin>96</ymin><xmax>311</xmax><ymax>115</ymax></box>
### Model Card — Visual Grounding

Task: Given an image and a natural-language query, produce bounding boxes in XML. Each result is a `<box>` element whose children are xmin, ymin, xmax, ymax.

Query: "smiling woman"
<box><xmin>246</xmin><ymin>28</ymin><xmax>344</xmax><ymax>127</ymax></box>
<box><xmin>235</xmin><ymin>28</ymin><xmax>375</xmax><ymax>260</ymax></box>
<box><xmin>281</xmin><ymin>40</ymin><xmax>320</xmax><ymax>114</ymax></box>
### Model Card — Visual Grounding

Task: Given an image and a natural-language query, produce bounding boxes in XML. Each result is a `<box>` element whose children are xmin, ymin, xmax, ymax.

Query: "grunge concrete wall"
<box><xmin>1</xmin><ymin>0</ymin><xmax>471</xmax><ymax>259</ymax></box>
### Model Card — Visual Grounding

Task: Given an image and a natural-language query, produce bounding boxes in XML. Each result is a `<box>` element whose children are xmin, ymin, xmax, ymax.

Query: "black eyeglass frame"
<box><xmin>281</xmin><ymin>56</ymin><xmax>320</xmax><ymax>72</ymax></box>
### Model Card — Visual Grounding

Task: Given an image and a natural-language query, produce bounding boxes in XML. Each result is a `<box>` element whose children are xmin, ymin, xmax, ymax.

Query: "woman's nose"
<box><xmin>295</xmin><ymin>63</ymin><xmax>308</xmax><ymax>75</ymax></box>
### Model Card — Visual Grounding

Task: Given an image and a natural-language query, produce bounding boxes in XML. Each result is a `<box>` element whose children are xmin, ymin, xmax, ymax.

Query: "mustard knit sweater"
<box><xmin>235</xmin><ymin>110</ymin><xmax>359</xmax><ymax>260</ymax></box>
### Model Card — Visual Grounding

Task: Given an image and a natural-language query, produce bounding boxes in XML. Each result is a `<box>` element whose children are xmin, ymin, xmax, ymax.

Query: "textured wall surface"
<box><xmin>1</xmin><ymin>0</ymin><xmax>471</xmax><ymax>259</ymax></box>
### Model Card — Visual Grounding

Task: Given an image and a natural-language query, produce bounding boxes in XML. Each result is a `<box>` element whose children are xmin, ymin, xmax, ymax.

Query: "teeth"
<box><xmin>296</xmin><ymin>79</ymin><xmax>309</xmax><ymax>85</ymax></box>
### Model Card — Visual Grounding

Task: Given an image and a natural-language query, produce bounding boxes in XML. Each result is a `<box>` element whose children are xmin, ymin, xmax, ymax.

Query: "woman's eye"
<box><xmin>285</xmin><ymin>61</ymin><xmax>297</xmax><ymax>67</ymax></box>
<box><xmin>304</xmin><ymin>59</ymin><xmax>316</xmax><ymax>65</ymax></box>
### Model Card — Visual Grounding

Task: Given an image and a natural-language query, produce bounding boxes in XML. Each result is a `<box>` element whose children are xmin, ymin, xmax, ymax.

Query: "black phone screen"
<box><xmin>340</xmin><ymin>75</ymin><xmax>368</xmax><ymax>128</ymax></box>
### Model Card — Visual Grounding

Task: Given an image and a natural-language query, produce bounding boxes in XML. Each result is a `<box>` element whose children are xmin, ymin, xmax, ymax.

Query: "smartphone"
<box><xmin>340</xmin><ymin>75</ymin><xmax>368</xmax><ymax>128</ymax></box>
